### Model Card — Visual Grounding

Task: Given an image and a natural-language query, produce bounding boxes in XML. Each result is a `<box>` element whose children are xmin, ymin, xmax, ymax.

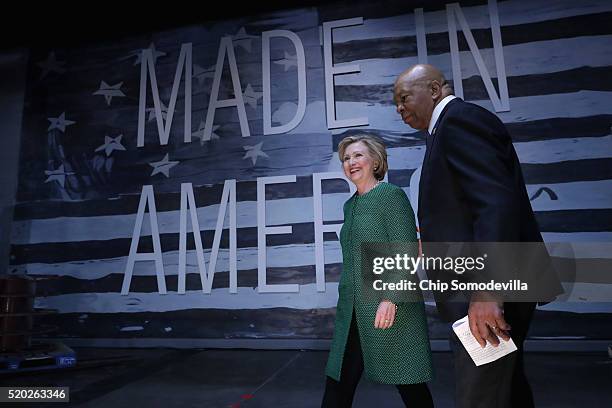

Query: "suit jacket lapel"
<box><xmin>419</xmin><ymin>98</ymin><xmax>462</xmax><ymax>223</ymax></box>
<box><xmin>417</xmin><ymin>98</ymin><xmax>461</xmax><ymax>225</ymax></box>
<box><xmin>423</xmin><ymin>98</ymin><xmax>461</xmax><ymax>164</ymax></box>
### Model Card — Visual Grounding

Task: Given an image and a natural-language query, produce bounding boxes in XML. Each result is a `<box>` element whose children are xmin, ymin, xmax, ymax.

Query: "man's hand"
<box><xmin>468</xmin><ymin>292</ymin><xmax>511</xmax><ymax>348</ymax></box>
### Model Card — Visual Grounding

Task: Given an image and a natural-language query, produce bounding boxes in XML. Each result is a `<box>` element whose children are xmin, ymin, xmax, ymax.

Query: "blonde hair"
<box><xmin>337</xmin><ymin>134</ymin><xmax>388</xmax><ymax>180</ymax></box>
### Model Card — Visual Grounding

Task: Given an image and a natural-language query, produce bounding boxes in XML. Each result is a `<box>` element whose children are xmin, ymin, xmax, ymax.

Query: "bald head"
<box><xmin>395</xmin><ymin>64</ymin><xmax>451</xmax><ymax>95</ymax></box>
<box><xmin>393</xmin><ymin>64</ymin><xmax>453</xmax><ymax>131</ymax></box>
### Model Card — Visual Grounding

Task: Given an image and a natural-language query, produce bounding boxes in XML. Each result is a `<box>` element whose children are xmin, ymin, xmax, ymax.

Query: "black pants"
<box><xmin>450</xmin><ymin>302</ymin><xmax>536</xmax><ymax>408</ymax></box>
<box><xmin>321</xmin><ymin>310</ymin><xmax>433</xmax><ymax>408</ymax></box>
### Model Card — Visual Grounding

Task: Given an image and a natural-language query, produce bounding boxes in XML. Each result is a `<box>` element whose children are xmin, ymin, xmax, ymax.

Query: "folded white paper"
<box><xmin>452</xmin><ymin>315</ymin><xmax>517</xmax><ymax>366</ymax></box>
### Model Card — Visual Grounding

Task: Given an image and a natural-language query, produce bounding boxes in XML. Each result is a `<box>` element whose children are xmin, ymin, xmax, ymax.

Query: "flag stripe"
<box><xmin>10</xmin><ymin>209</ymin><xmax>612</xmax><ymax>265</ymax></box>
<box><xmin>333</xmin><ymin>92</ymin><xmax>612</xmax><ymax>133</ymax></box>
<box><xmin>332</xmin><ymin>12</ymin><xmax>612</xmax><ymax>63</ymax></box>
<box><xmin>321</xmin><ymin>0</ymin><xmax>612</xmax><ymax>40</ymax></box>
<box><xmin>382</xmin><ymin>136</ymin><xmax>612</xmax><ymax>167</ymax></box>
<box><xmin>335</xmin><ymin>35</ymin><xmax>612</xmax><ymax>87</ymax></box>
<box><xmin>15</xmin><ymin>233</ymin><xmax>612</xmax><ymax>281</ymax></box>
<box><xmin>332</xmin><ymin>116</ymin><xmax>612</xmax><ymax>149</ymax></box>
<box><xmin>11</xmin><ymin>179</ymin><xmax>612</xmax><ymax>245</ymax></box>
<box><xmin>33</xmin><ymin>254</ymin><xmax>612</xmax><ymax>296</ymax></box>
<box><xmin>36</xmin><ymin>264</ymin><xmax>342</xmax><ymax>296</ymax></box>
<box><xmin>336</xmin><ymin>66</ymin><xmax>612</xmax><ymax>104</ymax></box>
<box><xmin>388</xmin><ymin>158</ymin><xmax>612</xmax><ymax>185</ymax></box>
<box><xmin>33</xmin><ymin>281</ymin><xmax>612</xmax><ymax>314</ymax></box>
<box><xmin>35</xmin><ymin>283</ymin><xmax>341</xmax><ymax>313</ymax></box>
<box><xmin>12</xmin><ymin>243</ymin><xmax>343</xmax><ymax>279</ymax></box>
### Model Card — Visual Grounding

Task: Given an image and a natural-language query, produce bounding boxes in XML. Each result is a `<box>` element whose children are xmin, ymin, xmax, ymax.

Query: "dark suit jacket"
<box><xmin>417</xmin><ymin>98</ymin><xmax>562</xmax><ymax>322</ymax></box>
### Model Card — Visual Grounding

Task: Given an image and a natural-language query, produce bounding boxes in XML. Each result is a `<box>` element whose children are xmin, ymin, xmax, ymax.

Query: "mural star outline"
<box><xmin>243</xmin><ymin>142</ymin><xmax>269</xmax><ymax>165</ymax></box>
<box><xmin>47</xmin><ymin>112</ymin><xmax>76</xmax><ymax>132</ymax></box>
<box><xmin>131</xmin><ymin>42</ymin><xmax>167</xmax><ymax>66</ymax></box>
<box><xmin>95</xmin><ymin>134</ymin><xmax>126</xmax><ymax>157</ymax></box>
<box><xmin>146</xmin><ymin>101</ymin><xmax>168</xmax><ymax>122</ymax></box>
<box><xmin>193</xmin><ymin>120</ymin><xmax>220</xmax><ymax>144</ymax></box>
<box><xmin>232</xmin><ymin>27</ymin><xmax>257</xmax><ymax>53</ymax></box>
<box><xmin>93</xmin><ymin>81</ymin><xmax>126</xmax><ymax>106</ymax></box>
<box><xmin>149</xmin><ymin>153</ymin><xmax>179</xmax><ymax>177</ymax></box>
<box><xmin>243</xmin><ymin>84</ymin><xmax>262</xmax><ymax>110</ymax></box>
<box><xmin>44</xmin><ymin>164</ymin><xmax>74</xmax><ymax>188</ymax></box>
<box><xmin>37</xmin><ymin>51</ymin><xmax>67</xmax><ymax>79</ymax></box>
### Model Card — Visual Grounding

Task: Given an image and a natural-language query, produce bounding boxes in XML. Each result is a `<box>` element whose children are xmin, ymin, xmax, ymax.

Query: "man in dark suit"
<box><xmin>393</xmin><ymin>64</ymin><xmax>561</xmax><ymax>408</ymax></box>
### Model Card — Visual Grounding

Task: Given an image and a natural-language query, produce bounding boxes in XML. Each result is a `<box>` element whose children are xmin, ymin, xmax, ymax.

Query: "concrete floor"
<box><xmin>2</xmin><ymin>348</ymin><xmax>611</xmax><ymax>407</ymax></box>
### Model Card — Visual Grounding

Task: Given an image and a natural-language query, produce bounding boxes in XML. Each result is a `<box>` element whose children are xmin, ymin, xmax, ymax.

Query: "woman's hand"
<box><xmin>374</xmin><ymin>300</ymin><xmax>397</xmax><ymax>329</ymax></box>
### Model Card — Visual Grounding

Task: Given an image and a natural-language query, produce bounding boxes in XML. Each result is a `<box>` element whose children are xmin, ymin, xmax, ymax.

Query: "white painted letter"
<box><xmin>122</xmin><ymin>185</ymin><xmax>166</xmax><ymax>294</ymax></box>
<box><xmin>137</xmin><ymin>43</ymin><xmax>192</xmax><ymax>147</ymax></box>
<box><xmin>204</xmin><ymin>36</ymin><xmax>250</xmax><ymax>141</ymax></box>
<box><xmin>262</xmin><ymin>30</ymin><xmax>307</xmax><ymax>135</ymax></box>
<box><xmin>446</xmin><ymin>0</ymin><xmax>509</xmax><ymax>111</ymax></box>
<box><xmin>178</xmin><ymin>181</ymin><xmax>237</xmax><ymax>294</ymax></box>
<box><xmin>415</xmin><ymin>9</ymin><xmax>428</xmax><ymax>63</ymax></box>
<box><xmin>322</xmin><ymin>17</ymin><xmax>369</xmax><ymax>129</ymax></box>
<box><xmin>312</xmin><ymin>172</ymin><xmax>355</xmax><ymax>291</ymax></box>
<box><xmin>257</xmin><ymin>175</ymin><xmax>299</xmax><ymax>293</ymax></box>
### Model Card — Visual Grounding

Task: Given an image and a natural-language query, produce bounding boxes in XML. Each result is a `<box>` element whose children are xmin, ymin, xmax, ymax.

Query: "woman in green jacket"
<box><xmin>321</xmin><ymin>134</ymin><xmax>434</xmax><ymax>407</ymax></box>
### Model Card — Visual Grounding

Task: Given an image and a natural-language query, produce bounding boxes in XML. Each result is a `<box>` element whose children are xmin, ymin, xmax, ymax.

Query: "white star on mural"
<box><xmin>44</xmin><ymin>164</ymin><xmax>74</xmax><ymax>188</ymax></box>
<box><xmin>232</xmin><ymin>27</ymin><xmax>257</xmax><ymax>53</ymax></box>
<box><xmin>47</xmin><ymin>112</ymin><xmax>76</xmax><ymax>132</ymax></box>
<box><xmin>131</xmin><ymin>42</ymin><xmax>167</xmax><ymax>66</ymax></box>
<box><xmin>243</xmin><ymin>84</ymin><xmax>262</xmax><ymax>110</ymax></box>
<box><xmin>37</xmin><ymin>51</ymin><xmax>66</xmax><ymax>79</ymax></box>
<box><xmin>243</xmin><ymin>142</ymin><xmax>269</xmax><ymax>165</ymax></box>
<box><xmin>193</xmin><ymin>64</ymin><xmax>216</xmax><ymax>87</ymax></box>
<box><xmin>149</xmin><ymin>153</ymin><xmax>179</xmax><ymax>177</ymax></box>
<box><xmin>274</xmin><ymin>51</ymin><xmax>298</xmax><ymax>71</ymax></box>
<box><xmin>95</xmin><ymin>134</ymin><xmax>126</xmax><ymax>157</ymax></box>
<box><xmin>146</xmin><ymin>101</ymin><xmax>168</xmax><ymax>122</ymax></box>
<box><xmin>93</xmin><ymin>81</ymin><xmax>126</xmax><ymax>106</ymax></box>
<box><xmin>192</xmin><ymin>120</ymin><xmax>220</xmax><ymax>144</ymax></box>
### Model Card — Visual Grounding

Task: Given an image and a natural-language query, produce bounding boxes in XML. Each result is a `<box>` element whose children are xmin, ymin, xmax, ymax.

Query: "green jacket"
<box><xmin>325</xmin><ymin>182</ymin><xmax>434</xmax><ymax>384</ymax></box>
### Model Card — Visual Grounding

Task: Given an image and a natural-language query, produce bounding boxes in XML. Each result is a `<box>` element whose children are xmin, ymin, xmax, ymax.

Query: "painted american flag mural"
<box><xmin>10</xmin><ymin>0</ymin><xmax>612</xmax><ymax>343</ymax></box>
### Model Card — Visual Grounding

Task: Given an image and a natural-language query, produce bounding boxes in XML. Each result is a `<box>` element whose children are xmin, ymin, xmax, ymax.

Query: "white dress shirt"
<box><xmin>428</xmin><ymin>95</ymin><xmax>457</xmax><ymax>135</ymax></box>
